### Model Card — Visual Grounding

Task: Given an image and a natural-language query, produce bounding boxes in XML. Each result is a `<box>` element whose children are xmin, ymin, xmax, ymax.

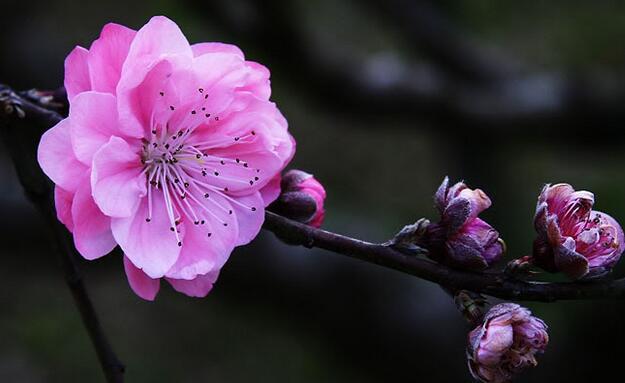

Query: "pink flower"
<box><xmin>420</xmin><ymin>177</ymin><xmax>505</xmax><ymax>270</ymax></box>
<box><xmin>467</xmin><ymin>303</ymin><xmax>549</xmax><ymax>383</ymax></box>
<box><xmin>533</xmin><ymin>183</ymin><xmax>625</xmax><ymax>279</ymax></box>
<box><xmin>269</xmin><ymin>170</ymin><xmax>326</xmax><ymax>228</ymax></box>
<box><xmin>37</xmin><ymin>16</ymin><xmax>295</xmax><ymax>300</ymax></box>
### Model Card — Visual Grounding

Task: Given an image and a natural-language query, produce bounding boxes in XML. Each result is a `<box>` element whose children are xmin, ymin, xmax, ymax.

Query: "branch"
<box><xmin>5</xmin><ymin>82</ymin><xmax>625</xmax><ymax>307</ymax></box>
<box><xmin>263</xmin><ymin>211</ymin><xmax>625</xmax><ymax>302</ymax></box>
<box><xmin>0</xmin><ymin>84</ymin><xmax>125</xmax><ymax>383</ymax></box>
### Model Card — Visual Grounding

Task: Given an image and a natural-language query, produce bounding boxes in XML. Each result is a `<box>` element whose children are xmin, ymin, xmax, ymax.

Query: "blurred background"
<box><xmin>2</xmin><ymin>0</ymin><xmax>625</xmax><ymax>381</ymax></box>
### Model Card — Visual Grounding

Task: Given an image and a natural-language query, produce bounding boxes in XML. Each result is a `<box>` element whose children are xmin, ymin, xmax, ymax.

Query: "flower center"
<box><xmin>140</xmin><ymin>98</ymin><xmax>262</xmax><ymax>247</ymax></box>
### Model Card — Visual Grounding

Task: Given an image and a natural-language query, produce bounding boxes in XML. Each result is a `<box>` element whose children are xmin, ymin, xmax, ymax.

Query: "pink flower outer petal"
<box><xmin>166</xmin><ymin>270</ymin><xmax>219</xmax><ymax>298</ymax></box>
<box><xmin>37</xmin><ymin>118</ymin><xmax>88</xmax><ymax>192</ymax></box>
<box><xmin>71</xmin><ymin>177</ymin><xmax>117</xmax><ymax>260</ymax></box>
<box><xmin>91</xmin><ymin>136</ymin><xmax>146</xmax><ymax>218</ymax></box>
<box><xmin>123</xmin><ymin>255</ymin><xmax>160</xmax><ymax>301</ymax></box>
<box><xmin>64</xmin><ymin>46</ymin><xmax>91</xmax><ymax>101</ymax></box>
<box><xmin>54</xmin><ymin>187</ymin><xmax>74</xmax><ymax>231</ymax></box>
<box><xmin>191</xmin><ymin>42</ymin><xmax>244</xmax><ymax>59</ymax></box>
<box><xmin>87</xmin><ymin>23</ymin><xmax>136</xmax><ymax>95</ymax></box>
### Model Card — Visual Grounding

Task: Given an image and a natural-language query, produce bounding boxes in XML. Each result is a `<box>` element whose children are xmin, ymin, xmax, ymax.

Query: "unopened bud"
<box><xmin>270</xmin><ymin>170</ymin><xmax>326</xmax><ymax>227</ymax></box>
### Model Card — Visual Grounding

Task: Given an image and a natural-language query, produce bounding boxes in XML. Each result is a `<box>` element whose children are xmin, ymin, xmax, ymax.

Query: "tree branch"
<box><xmin>0</xmin><ymin>84</ymin><xmax>125</xmax><ymax>383</ymax></box>
<box><xmin>264</xmin><ymin>211</ymin><xmax>625</xmax><ymax>302</ymax></box>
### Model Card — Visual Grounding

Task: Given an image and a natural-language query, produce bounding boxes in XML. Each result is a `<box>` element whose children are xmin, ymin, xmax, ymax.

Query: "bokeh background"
<box><xmin>2</xmin><ymin>0</ymin><xmax>625</xmax><ymax>381</ymax></box>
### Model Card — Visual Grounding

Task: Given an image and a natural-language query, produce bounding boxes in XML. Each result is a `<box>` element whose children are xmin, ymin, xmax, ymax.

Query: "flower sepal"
<box><xmin>388</xmin><ymin>218</ymin><xmax>430</xmax><ymax>256</ymax></box>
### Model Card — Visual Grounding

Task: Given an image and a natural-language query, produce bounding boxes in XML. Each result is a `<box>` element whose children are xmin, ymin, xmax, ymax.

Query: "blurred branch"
<box><xmin>196</xmin><ymin>0</ymin><xmax>625</xmax><ymax>139</ymax></box>
<box><xmin>5</xmin><ymin>82</ymin><xmax>625</xmax><ymax>309</ymax></box>
<box><xmin>264</xmin><ymin>211</ymin><xmax>625</xmax><ymax>302</ymax></box>
<box><xmin>0</xmin><ymin>84</ymin><xmax>125</xmax><ymax>383</ymax></box>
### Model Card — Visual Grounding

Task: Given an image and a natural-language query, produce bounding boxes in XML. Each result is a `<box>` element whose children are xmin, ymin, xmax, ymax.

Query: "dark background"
<box><xmin>2</xmin><ymin>0</ymin><xmax>625</xmax><ymax>381</ymax></box>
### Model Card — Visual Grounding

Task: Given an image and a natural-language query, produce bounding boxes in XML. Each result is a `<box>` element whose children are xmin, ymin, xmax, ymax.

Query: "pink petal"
<box><xmin>239</xmin><ymin>61</ymin><xmax>271</xmax><ymax>100</ymax></box>
<box><xmin>191</xmin><ymin>42</ymin><xmax>244</xmax><ymax>58</ymax></box>
<box><xmin>165</xmin><ymin>192</ymin><xmax>239</xmax><ymax>279</ymax></box>
<box><xmin>111</xmin><ymin>190</ymin><xmax>183</xmax><ymax>278</ymax></box>
<box><xmin>54</xmin><ymin>187</ymin><xmax>74</xmax><ymax>231</ymax></box>
<box><xmin>124</xmin><ymin>16</ymin><xmax>192</xmax><ymax>67</ymax></box>
<box><xmin>231</xmin><ymin>192</ymin><xmax>265</xmax><ymax>246</ymax></box>
<box><xmin>87</xmin><ymin>23</ymin><xmax>136</xmax><ymax>94</ymax></box>
<box><xmin>91</xmin><ymin>136</ymin><xmax>146</xmax><ymax>218</ymax></box>
<box><xmin>117</xmin><ymin>16</ymin><xmax>193</xmax><ymax>136</ymax></box>
<box><xmin>259</xmin><ymin>174</ymin><xmax>282</xmax><ymax>206</ymax></box>
<box><xmin>71</xmin><ymin>177</ymin><xmax>116</xmax><ymax>260</ymax></box>
<box><xmin>166</xmin><ymin>270</ymin><xmax>219</xmax><ymax>298</ymax></box>
<box><xmin>123</xmin><ymin>255</ymin><xmax>160</xmax><ymax>300</ymax></box>
<box><xmin>37</xmin><ymin>118</ymin><xmax>88</xmax><ymax>192</ymax></box>
<box><xmin>69</xmin><ymin>92</ymin><xmax>134</xmax><ymax>165</ymax></box>
<box><xmin>64</xmin><ymin>46</ymin><xmax>91</xmax><ymax>101</ymax></box>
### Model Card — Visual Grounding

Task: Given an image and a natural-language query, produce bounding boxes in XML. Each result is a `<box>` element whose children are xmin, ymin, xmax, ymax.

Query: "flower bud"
<box><xmin>420</xmin><ymin>177</ymin><xmax>505</xmax><ymax>270</ymax></box>
<box><xmin>270</xmin><ymin>170</ymin><xmax>326</xmax><ymax>227</ymax></box>
<box><xmin>532</xmin><ymin>183</ymin><xmax>625</xmax><ymax>279</ymax></box>
<box><xmin>467</xmin><ymin>303</ymin><xmax>549</xmax><ymax>383</ymax></box>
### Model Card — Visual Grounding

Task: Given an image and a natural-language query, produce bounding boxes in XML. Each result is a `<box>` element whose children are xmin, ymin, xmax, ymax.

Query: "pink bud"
<box><xmin>423</xmin><ymin>177</ymin><xmax>505</xmax><ymax>270</ymax></box>
<box><xmin>271</xmin><ymin>170</ymin><xmax>326</xmax><ymax>227</ymax></box>
<box><xmin>468</xmin><ymin>303</ymin><xmax>549</xmax><ymax>383</ymax></box>
<box><xmin>532</xmin><ymin>183</ymin><xmax>625</xmax><ymax>279</ymax></box>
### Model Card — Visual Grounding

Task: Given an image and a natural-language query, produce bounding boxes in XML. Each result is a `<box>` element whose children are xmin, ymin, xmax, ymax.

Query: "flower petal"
<box><xmin>64</xmin><ymin>46</ymin><xmax>91</xmax><ymax>100</ymax></box>
<box><xmin>191</xmin><ymin>42</ymin><xmax>244</xmax><ymax>58</ymax></box>
<box><xmin>69</xmin><ymin>91</ymin><xmax>138</xmax><ymax>165</ymax></box>
<box><xmin>111</xmin><ymin>190</ymin><xmax>183</xmax><ymax>278</ymax></box>
<box><xmin>37</xmin><ymin>118</ymin><xmax>88</xmax><ymax>192</ymax></box>
<box><xmin>54</xmin><ymin>187</ymin><xmax>74</xmax><ymax>232</ymax></box>
<box><xmin>91</xmin><ymin>136</ymin><xmax>145</xmax><ymax>218</ymax></box>
<box><xmin>71</xmin><ymin>177</ymin><xmax>116</xmax><ymax>260</ymax></box>
<box><xmin>87</xmin><ymin>23</ymin><xmax>136</xmax><ymax>94</ymax></box>
<box><xmin>165</xmin><ymin>192</ymin><xmax>239</xmax><ymax>280</ymax></box>
<box><xmin>231</xmin><ymin>192</ymin><xmax>265</xmax><ymax>246</ymax></box>
<box><xmin>166</xmin><ymin>270</ymin><xmax>219</xmax><ymax>298</ymax></box>
<box><xmin>259</xmin><ymin>174</ymin><xmax>282</xmax><ymax>206</ymax></box>
<box><xmin>123</xmin><ymin>255</ymin><xmax>160</xmax><ymax>300</ymax></box>
<box><xmin>554</xmin><ymin>237</ymin><xmax>589</xmax><ymax>279</ymax></box>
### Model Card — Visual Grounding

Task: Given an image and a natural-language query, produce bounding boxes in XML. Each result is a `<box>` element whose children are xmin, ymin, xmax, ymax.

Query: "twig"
<box><xmin>5</xmin><ymin>82</ymin><xmax>625</xmax><ymax>308</ymax></box>
<box><xmin>0</xmin><ymin>84</ymin><xmax>125</xmax><ymax>383</ymax></box>
<box><xmin>264</xmin><ymin>211</ymin><xmax>625</xmax><ymax>302</ymax></box>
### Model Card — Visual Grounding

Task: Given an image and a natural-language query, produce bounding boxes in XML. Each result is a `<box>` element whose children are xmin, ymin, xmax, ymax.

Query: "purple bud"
<box><xmin>467</xmin><ymin>303</ymin><xmax>549</xmax><ymax>383</ymax></box>
<box><xmin>532</xmin><ymin>183</ymin><xmax>625</xmax><ymax>279</ymax></box>
<box><xmin>271</xmin><ymin>170</ymin><xmax>326</xmax><ymax>228</ymax></box>
<box><xmin>422</xmin><ymin>177</ymin><xmax>505</xmax><ymax>270</ymax></box>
